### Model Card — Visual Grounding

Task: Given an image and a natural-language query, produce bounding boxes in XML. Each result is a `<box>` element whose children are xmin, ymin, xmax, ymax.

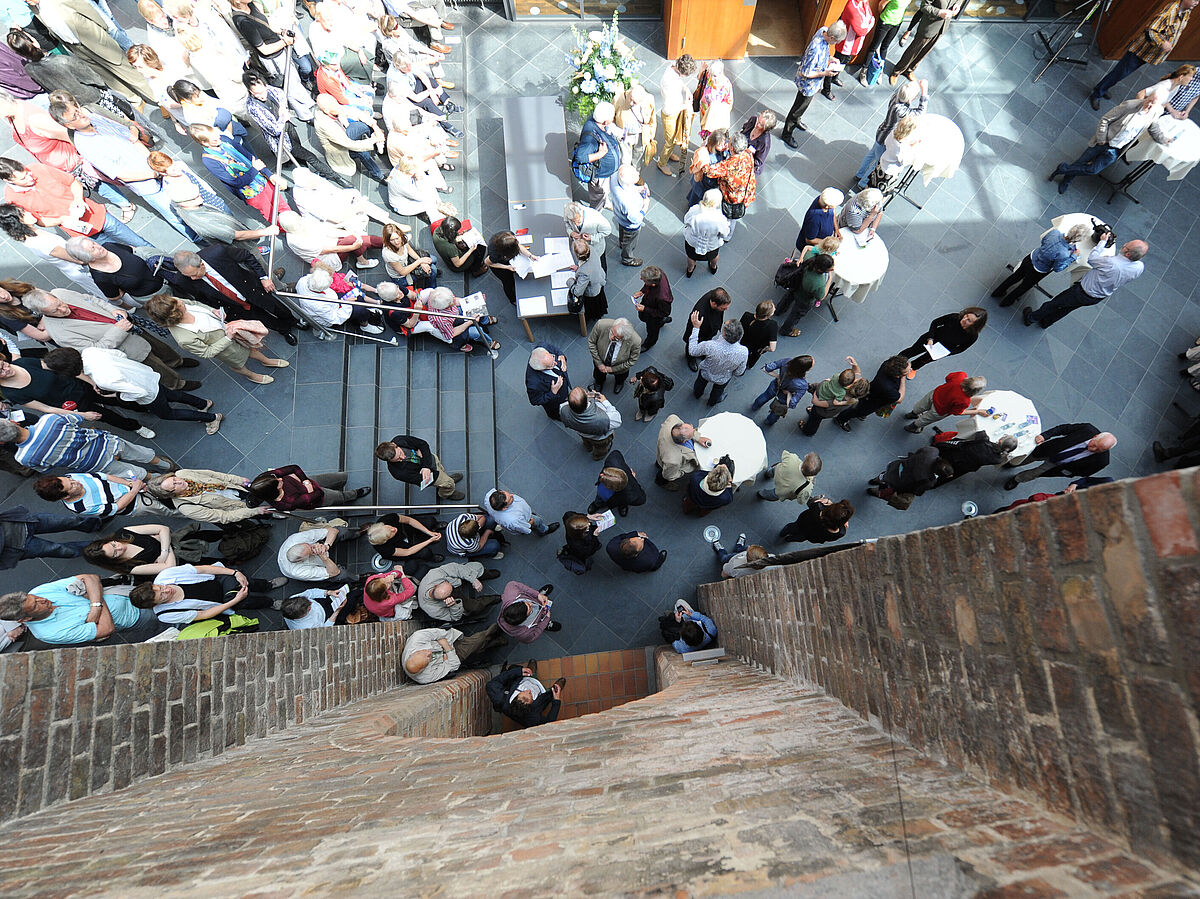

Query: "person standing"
<box><xmin>566</xmin><ymin>238</ymin><xmax>608</xmax><ymax>322</ymax></box>
<box><xmin>525</xmin><ymin>344</ymin><xmax>570</xmax><ymax>420</ymax></box>
<box><xmin>832</xmin><ymin>0</ymin><xmax>875</xmax><ymax>90</ymax></box>
<box><xmin>799</xmin><ymin>356</ymin><xmax>863</xmax><ymax>436</ymax></box>
<box><xmin>991</xmin><ymin>224</ymin><xmax>1090</xmax><ymax>307</ymax></box>
<box><xmin>682</xmin><ymin>189</ymin><xmax>731</xmax><ymax>278</ymax></box>
<box><xmin>739</xmin><ymin>301</ymin><xmax>779</xmax><ymax>369</ymax></box>
<box><xmin>795</xmin><ymin>188</ymin><xmax>842</xmax><ymax>251</ymax></box>
<box><xmin>656</xmin><ymin>53</ymin><xmax>698</xmax><ymax>177</ymax></box>
<box><xmin>1023</xmin><ymin>240</ymin><xmax>1146</xmax><ymax>330</ymax></box>
<box><xmin>740</xmin><ymin>111</ymin><xmax>775</xmax><ymax>176</ymax></box>
<box><xmin>895</xmin><ymin>307</ymin><xmax>986</xmax><ymax>371</ymax></box>
<box><xmin>610</xmin><ymin>165</ymin><xmax>650</xmax><ymax>267</ymax></box>
<box><xmin>559</xmin><ymin>387</ymin><xmax>622</xmax><ymax>461</ymax></box>
<box><xmin>860</xmin><ymin>0</ymin><xmax>907</xmax><ymax>85</ymax></box>
<box><xmin>750</xmin><ymin>354</ymin><xmax>812</xmax><ymax>426</ymax></box>
<box><xmin>904</xmin><ymin>372</ymin><xmax>987</xmax><ymax>433</ymax></box>
<box><xmin>854</xmin><ymin>80</ymin><xmax>927</xmax><ymax>189</ymax></box>
<box><xmin>486</xmin><ymin>662</ymin><xmax>565</xmax><ymax>728</ymax></box>
<box><xmin>890</xmin><ymin>0</ymin><xmax>960</xmax><ymax>85</ymax></box>
<box><xmin>483</xmin><ymin>487</ymin><xmax>560</xmax><ymax>538</ymax></box>
<box><xmin>588</xmin><ymin>449</ymin><xmax>646</xmax><ymax>517</ymax></box>
<box><xmin>780</xmin><ymin>497</ymin><xmax>854</xmax><ymax>545</ymax></box>
<box><xmin>697</xmin><ymin>60</ymin><xmax>733</xmax><ymax>140</ymax></box>
<box><xmin>606</xmin><ymin>530</ymin><xmax>667</xmax><ymax>572</ymax></box>
<box><xmin>588</xmin><ymin>317</ymin><xmax>641</xmax><ymax>395</ymax></box>
<box><xmin>688</xmin><ymin>315</ymin><xmax>748</xmax><ymax>407</ymax></box>
<box><xmin>835</xmin><ymin>354</ymin><xmax>910</xmax><ymax>432</ymax></box>
<box><xmin>703</xmin><ymin>131</ymin><xmax>756</xmax><ymax>234</ymax></box>
<box><xmin>633</xmin><ymin>265</ymin><xmax>672</xmax><ymax>350</ymax></box>
<box><xmin>683</xmin><ymin>287</ymin><xmax>731</xmax><ymax>372</ymax></box>
<box><xmin>574</xmin><ymin>101</ymin><xmax>622</xmax><ymax>210</ymax></box>
<box><xmin>757</xmin><ymin>450</ymin><xmax>821</xmax><ymax>503</ymax></box>
<box><xmin>1049</xmin><ymin>94</ymin><xmax>1173</xmax><ymax>194</ymax></box>
<box><xmin>781</xmin><ymin>22</ymin><xmax>847</xmax><ymax>147</ymax></box>
<box><xmin>1088</xmin><ymin>0</ymin><xmax>1197</xmax><ymax>110</ymax></box>
<box><xmin>1003</xmin><ymin>424</ymin><xmax>1116</xmax><ymax>490</ymax></box>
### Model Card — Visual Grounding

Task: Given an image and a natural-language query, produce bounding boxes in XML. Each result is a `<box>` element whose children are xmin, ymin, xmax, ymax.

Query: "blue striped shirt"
<box><xmin>64</xmin><ymin>473</ymin><xmax>129</xmax><ymax>518</ymax></box>
<box><xmin>14</xmin><ymin>414</ymin><xmax>118</xmax><ymax>472</ymax></box>
<box><xmin>445</xmin><ymin>512</ymin><xmax>480</xmax><ymax>557</ymax></box>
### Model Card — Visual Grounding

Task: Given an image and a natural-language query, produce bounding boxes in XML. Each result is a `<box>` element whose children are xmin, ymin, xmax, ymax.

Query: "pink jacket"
<box><xmin>497</xmin><ymin>580</ymin><xmax>551</xmax><ymax>644</ymax></box>
<box><xmin>838</xmin><ymin>0</ymin><xmax>876</xmax><ymax>57</ymax></box>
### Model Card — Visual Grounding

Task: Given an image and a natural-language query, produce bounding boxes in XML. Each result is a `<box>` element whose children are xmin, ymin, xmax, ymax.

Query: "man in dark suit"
<box><xmin>682</xmin><ymin>287</ymin><xmax>730</xmax><ymax>372</ymax></box>
<box><xmin>486</xmin><ymin>662</ymin><xmax>565</xmax><ymax>729</ymax></box>
<box><xmin>606</xmin><ymin>530</ymin><xmax>667</xmax><ymax>573</ymax></box>
<box><xmin>891</xmin><ymin>0</ymin><xmax>961</xmax><ymax>84</ymax></box>
<box><xmin>936</xmin><ymin>432</ymin><xmax>1017</xmax><ymax>482</ymax></box>
<box><xmin>374</xmin><ymin>434</ymin><xmax>464</xmax><ymax>501</ymax></box>
<box><xmin>525</xmin><ymin>344</ymin><xmax>570</xmax><ymax>420</ymax></box>
<box><xmin>1004</xmin><ymin>423</ymin><xmax>1116</xmax><ymax>490</ymax></box>
<box><xmin>588</xmin><ymin>449</ymin><xmax>647</xmax><ymax>517</ymax></box>
<box><xmin>158</xmin><ymin>246</ymin><xmax>300</xmax><ymax>344</ymax></box>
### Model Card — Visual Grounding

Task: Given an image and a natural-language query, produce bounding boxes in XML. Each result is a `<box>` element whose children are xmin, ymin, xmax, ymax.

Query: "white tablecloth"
<box><xmin>951</xmin><ymin>390</ymin><xmax>1041</xmax><ymax>459</ymax></box>
<box><xmin>1048</xmin><ymin>213</ymin><xmax>1116</xmax><ymax>283</ymax></box>
<box><xmin>912</xmin><ymin>113</ymin><xmax>964</xmax><ymax>185</ymax></box>
<box><xmin>831</xmin><ymin>226</ymin><xmax>889</xmax><ymax>303</ymax></box>
<box><xmin>1126</xmin><ymin>116</ymin><xmax>1200</xmax><ymax>182</ymax></box>
<box><xmin>695</xmin><ymin>412</ymin><xmax>768</xmax><ymax>484</ymax></box>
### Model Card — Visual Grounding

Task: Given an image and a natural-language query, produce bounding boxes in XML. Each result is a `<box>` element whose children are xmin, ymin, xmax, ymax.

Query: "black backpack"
<box><xmin>774</xmin><ymin>258</ymin><xmax>805</xmax><ymax>290</ymax></box>
<box><xmin>217</xmin><ymin>522</ymin><xmax>273</xmax><ymax>564</ymax></box>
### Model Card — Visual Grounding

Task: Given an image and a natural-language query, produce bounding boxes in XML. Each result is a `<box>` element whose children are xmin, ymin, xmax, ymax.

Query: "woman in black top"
<box><xmin>483</xmin><ymin>231</ymin><xmax>537</xmax><ymax>305</ymax></box>
<box><xmin>0</xmin><ymin>355</ymin><xmax>143</xmax><ymax>431</ymax></box>
<box><xmin>588</xmin><ymin>449</ymin><xmax>646</xmax><ymax>517</ymax></box>
<box><xmin>633</xmin><ymin>265</ymin><xmax>673</xmax><ymax>350</ymax></box>
<box><xmin>367</xmin><ymin>513</ymin><xmax>443</xmax><ymax>564</ymax></box>
<box><xmin>83</xmin><ymin>522</ymin><xmax>221</xmax><ymax>575</ymax></box>
<box><xmin>558</xmin><ymin>510</ymin><xmax>601</xmax><ymax>574</ymax></box>
<box><xmin>432</xmin><ymin>216</ymin><xmax>487</xmax><ymax>276</ymax></box>
<box><xmin>68</xmin><ymin>241</ymin><xmax>165</xmax><ymax>304</ymax></box>
<box><xmin>834</xmin><ymin>354</ymin><xmax>910</xmax><ymax>431</ymax></box>
<box><xmin>738</xmin><ymin>300</ymin><xmax>779</xmax><ymax>368</ymax></box>
<box><xmin>896</xmin><ymin>307</ymin><xmax>987</xmax><ymax>371</ymax></box>
<box><xmin>780</xmin><ymin>497</ymin><xmax>854</xmax><ymax>544</ymax></box>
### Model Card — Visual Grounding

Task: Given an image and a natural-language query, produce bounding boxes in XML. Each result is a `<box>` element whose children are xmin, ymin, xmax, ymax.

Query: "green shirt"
<box><xmin>879</xmin><ymin>0</ymin><xmax>905</xmax><ymax>26</ymax></box>
<box><xmin>816</xmin><ymin>377</ymin><xmax>847</xmax><ymax>406</ymax></box>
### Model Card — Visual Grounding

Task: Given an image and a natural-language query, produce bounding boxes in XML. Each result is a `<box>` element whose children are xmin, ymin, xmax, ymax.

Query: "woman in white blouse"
<box><xmin>144</xmin><ymin>294</ymin><xmax>286</xmax><ymax>384</ymax></box>
<box><xmin>387</xmin><ymin>153</ymin><xmax>445</xmax><ymax>222</ymax></box>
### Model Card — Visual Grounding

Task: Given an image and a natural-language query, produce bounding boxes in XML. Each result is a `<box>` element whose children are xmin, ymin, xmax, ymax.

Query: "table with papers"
<box><xmin>830</xmin><ymin>226</ymin><xmax>889</xmax><ymax>305</ymax></box>
<box><xmin>501</xmin><ymin>96</ymin><xmax>587</xmax><ymax>341</ymax></box>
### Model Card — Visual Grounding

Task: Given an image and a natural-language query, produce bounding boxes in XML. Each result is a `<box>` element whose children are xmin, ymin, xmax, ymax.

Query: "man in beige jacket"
<box><xmin>655</xmin><ymin>414</ymin><xmax>710</xmax><ymax>490</ymax></box>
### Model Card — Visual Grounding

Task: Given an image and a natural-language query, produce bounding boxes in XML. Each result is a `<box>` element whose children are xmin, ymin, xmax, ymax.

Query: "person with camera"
<box><xmin>1023</xmin><ymin>237</ymin><xmax>1147</xmax><ymax>330</ymax></box>
<box><xmin>991</xmin><ymin>222</ymin><xmax>1093</xmax><ymax>307</ymax></box>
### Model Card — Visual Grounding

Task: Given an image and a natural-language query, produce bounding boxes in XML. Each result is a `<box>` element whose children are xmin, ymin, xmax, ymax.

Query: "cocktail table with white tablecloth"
<box><xmin>1048</xmin><ymin>213</ymin><xmax>1116</xmax><ymax>284</ymax></box>
<box><xmin>694</xmin><ymin>412</ymin><xmax>768</xmax><ymax>484</ymax></box>
<box><xmin>888</xmin><ymin>113</ymin><xmax>965</xmax><ymax>210</ymax></box>
<box><xmin>830</xmin><ymin>226</ymin><xmax>889</xmax><ymax>304</ymax></box>
<box><xmin>1108</xmin><ymin>116</ymin><xmax>1200</xmax><ymax>204</ymax></box>
<box><xmin>948</xmin><ymin>389</ymin><xmax>1041</xmax><ymax>460</ymax></box>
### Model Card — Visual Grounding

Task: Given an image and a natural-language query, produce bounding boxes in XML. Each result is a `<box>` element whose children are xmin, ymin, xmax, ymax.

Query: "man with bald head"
<box><xmin>417</xmin><ymin>560</ymin><xmax>502</xmax><ymax>623</ymax></box>
<box><xmin>1003</xmin><ymin>424</ymin><xmax>1116</xmax><ymax>490</ymax></box>
<box><xmin>525</xmin><ymin>343</ymin><xmax>571</xmax><ymax>420</ymax></box>
<box><xmin>401</xmin><ymin>624</ymin><xmax>506</xmax><ymax>684</ymax></box>
<box><xmin>559</xmin><ymin>386</ymin><xmax>621</xmax><ymax>460</ymax></box>
<box><xmin>1023</xmin><ymin>238</ymin><xmax>1147</xmax><ymax>330</ymax></box>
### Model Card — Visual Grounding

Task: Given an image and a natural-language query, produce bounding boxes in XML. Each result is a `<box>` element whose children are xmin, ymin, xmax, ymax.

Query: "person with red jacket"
<box><xmin>829</xmin><ymin>0</ymin><xmax>876</xmax><ymax>95</ymax></box>
<box><xmin>247</xmin><ymin>464</ymin><xmax>370</xmax><ymax>511</ymax></box>
<box><xmin>903</xmin><ymin>372</ymin><xmax>988</xmax><ymax>433</ymax></box>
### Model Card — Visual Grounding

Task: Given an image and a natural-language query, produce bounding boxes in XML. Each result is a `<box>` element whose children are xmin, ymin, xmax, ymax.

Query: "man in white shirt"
<box><xmin>277</xmin><ymin>527</ymin><xmax>349</xmax><ymax>582</ymax></box>
<box><xmin>657</xmin><ymin>54</ymin><xmax>698</xmax><ymax>176</ymax></box>
<box><xmin>281</xmin><ymin>585</ymin><xmax>349</xmax><ymax>629</ymax></box>
<box><xmin>1049</xmin><ymin>94</ymin><xmax>1172</xmax><ymax>194</ymax></box>
<box><xmin>130</xmin><ymin>564</ymin><xmax>285</xmax><ymax>624</ymax></box>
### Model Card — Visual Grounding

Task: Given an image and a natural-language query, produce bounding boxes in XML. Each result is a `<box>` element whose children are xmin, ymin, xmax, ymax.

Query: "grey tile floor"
<box><xmin>1</xmin><ymin>9</ymin><xmax>1197</xmax><ymax>660</ymax></box>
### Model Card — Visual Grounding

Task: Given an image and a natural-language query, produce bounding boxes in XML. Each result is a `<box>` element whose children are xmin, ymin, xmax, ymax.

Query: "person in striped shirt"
<box><xmin>444</xmin><ymin>511</ymin><xmax>503</xmax><ymax>559</ymax></box>
<box><xmin>0</xmin><ymin>415</ymin><xmax>170</xmax><ymax>478</ymax></box>
<box><xmin>34</xmin><ymin>472</ymin><xmax>156</xmax><ymax>519</ymax></box>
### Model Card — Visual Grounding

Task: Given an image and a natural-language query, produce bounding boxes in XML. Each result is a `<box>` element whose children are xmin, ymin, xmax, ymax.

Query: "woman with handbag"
<box><xmin>686</xmin><ymin>128</ymin><xmax>728</xmax><ymax>209</ymax></box>
<box><xmin>750</xmin><ymin>354</ymin><xmax>813</xmax><ymax>426</ymax></box>
<box><xmin>703</xmin><ymin>132</ymin><xmax>756</xmax><ymax>232</ymax></box>
<box><xmin>633</xmin><ymin>265</ymin><xmax>672</xmax><ymax>350</ymax></box>
<box><xmin>566</xmin><ymin>238</ymin><xmax>607</xmax><ymax>322</ymax></box>
<box><xmin>697</xmin><ymin>60</ymin><xmax>733</xmax><ymax>140</ymax></box>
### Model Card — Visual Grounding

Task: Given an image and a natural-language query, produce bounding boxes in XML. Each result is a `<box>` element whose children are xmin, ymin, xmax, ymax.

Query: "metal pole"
<box><xmin>265</xmin><ymin>0</ymin><xmax>295</xmax><ymax>279</ymax></box>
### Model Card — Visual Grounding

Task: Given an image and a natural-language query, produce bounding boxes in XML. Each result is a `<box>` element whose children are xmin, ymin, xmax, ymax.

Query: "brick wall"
<box><xmin>699</xmin><ymin>471</ymin><xmax>1200</xmax><ymax>877</ymax></box>
<box><xmin>0</xmin><ymin>651</ymin><xmax>1190</xmax><ymax>896</ymax></box>
<box><xmin>0</xmin><ymin>622</ymin><xmax>425</xmax><ymax>824</ymax></box>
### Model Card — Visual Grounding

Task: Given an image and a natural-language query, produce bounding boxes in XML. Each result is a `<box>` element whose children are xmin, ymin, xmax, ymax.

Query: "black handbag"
<box><xmin>721</xmin><ymin>199</ymin><xmax>746</xmax><ymax>220</ymax></box>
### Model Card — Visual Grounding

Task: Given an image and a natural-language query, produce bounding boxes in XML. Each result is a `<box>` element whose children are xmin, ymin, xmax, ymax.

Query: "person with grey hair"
<box><xmin>21</xmin><ymin>288</ymin><xmax>195</xmax><ymax>391</ymax></box>
<box><xmin>525</xmin><ymin>343</ymin><xmax>570</xmax><ymax>420</ymax></box>
<box><xmin>559</xmin><ymin>385</ymin><xmax>622</xmax><ymax>460</ymax></box>
<box><xmin>587</xmin><ymin>316</ymin><xmax>641</xmax><ymax>394</ymax></box>
<box><xmin>610</xmin><ymin>164</ymin><xmax>650</xmax><ymax>266</ymax></box>
<box><xmin>904</xmin><ymin>372</ymin><xmax>989</xmax><ymax>433</ymax></box>
<box><xmin>683</xmin><ymin>189</ymin><xmax>732</xmax><ymax>278</ymax></box>
<box><xmin>292</xmin><ymin>266</ymin><xmax>383</xmax><ymax>335</ymax></box>
<box><xmin>277</xmin><ymin>526</ymin><xmax>350</xmax><ymax>582</ymax></box>
<box><xmin>740</xmin><ymin>110</ymin><xmax>776</xmax><ymax>175</ymax></box>
<box><xmin>992</xmin><ymin>223</ymin><xmax>1092</xmax><ymax>306</ymax></box>
<box><xmin>159</xmin><ymin>244</ymin><xmax>300</xmax><ymax>343</ymax></box>
<box><xmin>0</xmin><ymin>573</ymin><xmax>142</xmax><ymax>645</ymax></box>
<box><xmin>936</xmin><ymin>432</ymin><xmax>1019</xmax><ymax>483</ymax></box>
<box><xmin>839</xmin><ymin>188</ymin><xmax>884</xmax><ymax>236</ymax></box>
<box><xmin>781</xmin><ymin>22</ymin><xmax>847</xmax><ymax>147</ymax></box>
<box><xmin>566</xmin><ymin>238</ymin><xmax>607</xmax><ymax>321</ymax></box>
<box><xmin>563</xmin><ymin>201</ymin><xmax>612</xmax><ymax>271</ymax></box>
<box><xmin>688</xmin><ymin>313</ymin><xmax>749</xmax><ymax>406</ymax></box>
<box><xmin>704</xmin><ymin>132</ymin><xmax>756</xmax><ymax>232</ymax></box>
<box><xmin>855</xmin><ymin>79</ymin><xmax>928</xmax><ymax>189</ymax></box>
<box><xmin>575</xmin><ymin>100</ymin><xmax>622</xmax><ymax>210</ymax></box>
<box><xmin>1023</xmin><ymin>239</ymin><xmax>1148</xmax><ymax>330</ymax></box>
<box><xmin>63</xmin><ymin>237</ymin><xmax>165</xmax><ymax>305</ymax></box>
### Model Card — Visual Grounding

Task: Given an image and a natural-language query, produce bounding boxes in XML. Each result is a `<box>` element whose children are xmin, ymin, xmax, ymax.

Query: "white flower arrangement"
<box><xmin>564</xmin><ymin>13</ymin><xmax>644</xmax><ymax>118</ymax></box>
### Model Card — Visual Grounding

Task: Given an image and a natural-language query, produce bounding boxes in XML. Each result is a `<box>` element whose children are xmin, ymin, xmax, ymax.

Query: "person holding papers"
<box><xmin>485</xmin><ymin>230</ymin><xmax>539</xmax><ymax>305</ymax></box>
<box><xmin>894</xmin><ymin>308</ymin><xmax>987</xmax><ymax>372</ymax></box>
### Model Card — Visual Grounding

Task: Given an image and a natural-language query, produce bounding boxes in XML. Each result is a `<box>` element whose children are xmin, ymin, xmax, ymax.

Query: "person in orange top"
<box><xmin>703</xmin><ymin>132</ymin><xmax>756</xmax><ymax>232</ymax></box>
<box><xmin>0</xmin><ymin>158</ymin><xmax>147</xmax><ymax>246</ymax></box>
<box><xmin>315</xmin><ymin>50</ymin><xmax>374</xmax><ymax>116</ymax></box>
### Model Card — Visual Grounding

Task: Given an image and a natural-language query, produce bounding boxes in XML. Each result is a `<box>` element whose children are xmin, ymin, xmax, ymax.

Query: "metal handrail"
<box><xmin>275</xmin><ymin>291</ymin><xmax>488</xmax><ymax>324</ymax></box>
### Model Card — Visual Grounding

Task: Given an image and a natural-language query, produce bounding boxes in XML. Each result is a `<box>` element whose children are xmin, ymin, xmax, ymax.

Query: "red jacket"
<box><xmin>838</xmin><ymin>0</ymin><xmax>877</xmax><ymax>57</ymax></box>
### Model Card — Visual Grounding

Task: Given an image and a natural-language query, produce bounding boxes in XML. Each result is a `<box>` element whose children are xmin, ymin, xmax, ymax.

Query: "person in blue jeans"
<box><xmin>1088</xmin><ymin>1</ymin><xmax>1197</xmax><ymax>109</ymax></box>
<box><xmin>665</xmin><ymin>599</ymin><xmax>717</xmax><ymax>653</ymax></box>
<box><xmin>750</xmin><ymin>354</ymin><xmax>813</xmax><ymax>425</ymax></box>
<box><xmin>0</xmin><ymin>505</ymin><xmax>103</xmax><ymax>570</ymax></box>
<box><xmin>1048</xmin><ymin>94</ymin><xmax>1172</xmax><ymax>194</ymax></box>
<box><xmin>482</xmin><ymin>487</ymin><xmax>561</xmax><ymax>538</ymax></box>
<box><xmin>854</xmin><ymin>79</ymin><xmax>927</xmax><ymax>189</ymax></box>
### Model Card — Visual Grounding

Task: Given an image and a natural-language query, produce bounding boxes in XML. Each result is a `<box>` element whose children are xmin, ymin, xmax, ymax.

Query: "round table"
<box><xmin>911</xmin><ymin>113</ymin><xmax>965</xmax><ymax>186</ymax></box>
<box><xmin>831</xmin><ymin>226</ymin><xmax>889</xmax><ymax>304</ymax></box>
<box><xmin>950</xmin><ymin>389</ymin><xmax>1041</xmax><ymax>459</ymax></box>
<box><xmin>1126</xmin><ymin>116</ymin><xmax>1200</xmax><ymax>182</ymax></box>
<box><xmin>1048</xmin><ymin>213</ymin><xmax>1116</xmax><ymax>283</ymax></box>
<box><xmin>694</xmin><ymin>411</ymin><xmax>768</xmax><ymax>484</ymax></box>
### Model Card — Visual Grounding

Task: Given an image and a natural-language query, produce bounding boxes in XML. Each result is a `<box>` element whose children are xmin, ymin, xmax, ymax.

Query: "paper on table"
<box><xmin>511</xmin><ymin>255</ymin><xmax>534</xmax><ymax>278</ymax></box>
<box><xmin>927</xmin><ymin>341</ymin><xmax>951</xmax><ymax>361</ymax></box>
<box><xmin>551</xmin><ymin>287</ymin><xmax>570</xmax><ymax>307</ymax></box>
<box><xmin>520</xmin><ymin>295</ymin><xmax>547</xmax><ymax>316</ymax></box>
<box><xmin>531</xmin><ymin>252</ymin><xmax>574</xmax><ymax>279</ymax></box>
<box><xmin>543</xmin><ymin>236</ymin><xmax>570</xmax><ymax>255</ymax></box>
<box><xmin>551</xmin><ymin>270</ymin><xmax>573</xmax><ymax>289</ymax></box>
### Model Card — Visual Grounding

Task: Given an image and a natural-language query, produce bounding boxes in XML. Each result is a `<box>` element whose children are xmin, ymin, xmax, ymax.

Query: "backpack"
<box><xmin>571</xmin><ymin>135</ymin><xmax>595</xmax><ymax>184</ymax></box>
<box><xmin>217</xmin><ymin>522</ymin><xmax>273</xmax><ymax>564</ymax></box>
<box><xmin>176</xmin><ymin>614</ymin><xmax>260</xmax><ymax>640</ymax></box>
<box><xmin>774</xmin><ymin>258</ymin><xmax>805</xmax><ymax>290</ymax></box>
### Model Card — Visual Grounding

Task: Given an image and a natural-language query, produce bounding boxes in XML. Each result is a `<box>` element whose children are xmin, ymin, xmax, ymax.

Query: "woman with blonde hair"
<box><xmin>144</xmin><ymin>293</ymin><xmax>286</xmax><ymax>384</ymax></box>
<box><xmin>387</xmin><ymin>153</ymin><xmax>445</xmax><ymax>222</ymax></box>
<box><xmin>170</xmin><ymin>11</ymin><xmax>248</xmax><ymax>113</ymax></box>
<box><xmin>682</xmin><ymin>188</ymin><xmax>731</xmax><ymax>277</ymax></box>
<box><xmin>683</xmin><ymin>460</ymin><xmax>735</xmax><ymax>516</ymax></box>
<box><xmin>381</xmin><ymin>222</ymin><xmax>437</xmax><ymax>289</ymax></box>
<box><xmin>698</xmin><ymin>60</ymin><xmax>733</xmax><ymax>139</ymax></box>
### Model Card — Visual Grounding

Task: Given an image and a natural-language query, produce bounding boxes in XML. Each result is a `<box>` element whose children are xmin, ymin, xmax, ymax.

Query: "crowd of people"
<box><xmin>0</xmin><ymin>0</ymin><xmax>1190</xmax><ymax>728</ymax></box>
